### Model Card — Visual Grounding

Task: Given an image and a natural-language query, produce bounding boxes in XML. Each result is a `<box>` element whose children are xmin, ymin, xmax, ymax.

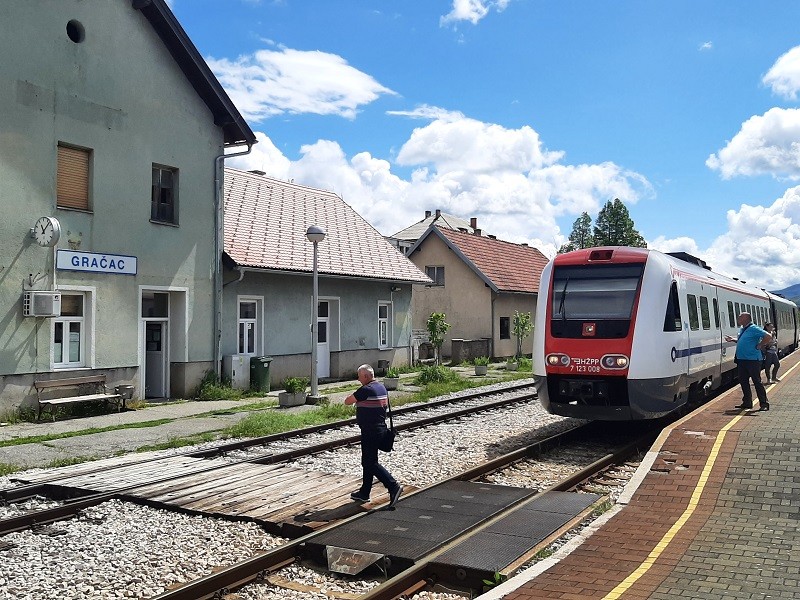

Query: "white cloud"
<box><xmin>706</xmin><ymin>107</ymin><xmax>800</xmax><ymax>180</ymax></box>
<box><xmin>699</xmin><ymin>41</ymin><xmax>713</xmax><ymax>51</ymax></box>
<box><xmin>386</xmin><ymin>104</ymin><xmax>465</xmax><ymax>121</ymax></box>
<box><xmin>440</xmin><ymin>0</ymin><xmax>511</xmax><ymax>26</ymax></box>
<box><xmin>763</xmin><ymin>45</ymin><xmax>800</xmax><ymax>100</ymax></box>
<box><xmin>651</xmin><ymin>186</ymin><xmax>800</xmax><ymax>289</ymax></box>
<box><xmin>207</xmin><ymin>48</ymin><xmax>395</xmax><ymax>121</ymax></box>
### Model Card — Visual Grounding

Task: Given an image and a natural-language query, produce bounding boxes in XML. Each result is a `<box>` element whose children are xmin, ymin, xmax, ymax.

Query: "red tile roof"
<box><xmin>435</xmin><ymin>227</ymin><xmax>549</xmax><ymax>293</ymax></box>
<box><xmin>223</xmin><ymin>168</ymin><xmax>430</xmax><ymax>283</ymax></box>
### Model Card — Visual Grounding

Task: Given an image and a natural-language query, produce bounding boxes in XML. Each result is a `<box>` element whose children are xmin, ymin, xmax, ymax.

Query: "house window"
<box><xmin>425</xmin><ymin>266</ymin><xmax>445</xmax><ymax>286</ymax></box>
<box><xmin>53</xmin><ymin>293</ymin><xmax>85</xmax><ymax>368</ymax></box>
<box><xmin>378</xmin><ymin>303</ymin><xmax>391</xmax><ymax>349</ymax></box>
<box><xmin>499</xmin><ymin>317</ymin><xmax>510</xmax><ymax>339</ymax></box>
<box><xmin>238</xmin><ymin>300</ymin><xmax>258</xmax><ymax>354</ymax></box>
<box><xmin>151</xmin><ymin>165</ymin><xmax>178</xmax><ymax>224</ymax></box>
<box><xmin>57</xmin><ymin>144</ymin><xmax>90</xmax><ymax>210</ymax></box>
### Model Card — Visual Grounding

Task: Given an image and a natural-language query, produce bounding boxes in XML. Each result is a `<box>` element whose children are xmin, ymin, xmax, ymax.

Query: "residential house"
<box><xmin>0</xmin><ymin>0</ymin><xmax>256</xmax><ymax>411</ymax></box>
<box><xmin>221</xmin><ymin>169</ymin><xmax>431</xmax><ymax>386</ymax></box>
<box><xmin>388</xmin><ymin>209</ymin><xmax>478</xmax><ymax>255</ymax></box>
<box><xmin>408</xmin><ymin>226</ymin><xmax>549</xmax><ymax>360</ymax></box>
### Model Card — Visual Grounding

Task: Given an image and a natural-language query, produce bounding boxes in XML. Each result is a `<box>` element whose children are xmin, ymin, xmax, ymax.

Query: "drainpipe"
<box><xmin>213</xmin><ymin>144</ymin><xmax>253</xmax><ymax>378</ymax></box>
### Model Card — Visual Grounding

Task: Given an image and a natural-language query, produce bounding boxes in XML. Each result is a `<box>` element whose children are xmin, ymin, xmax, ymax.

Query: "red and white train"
<box><xmin>533</xmin><ymin>247</ymin><xmax>798</xmax><ymax>420</ymax></box>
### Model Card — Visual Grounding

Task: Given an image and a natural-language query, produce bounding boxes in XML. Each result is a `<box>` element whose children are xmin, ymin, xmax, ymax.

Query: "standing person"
<box><xmin>344</xmin><ymin>364</ymin><xmax>403</xmax><ymax>507</ymax></box>
<box><xmin>762</xmin><ymin>322</ymin><xmax>781</xmax><ymax>383</ymax></box>
<box><xmin>725</xmin><ymin>312</ymin><xmax>772</xmax><ymax>411</ymax></box>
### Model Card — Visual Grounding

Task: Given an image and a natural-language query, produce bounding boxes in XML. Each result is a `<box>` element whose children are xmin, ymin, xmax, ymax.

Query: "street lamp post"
<box><xmin>306</xmin><ymin>225</ymin><xmax>326</xmax><ymax>400</ymax></box>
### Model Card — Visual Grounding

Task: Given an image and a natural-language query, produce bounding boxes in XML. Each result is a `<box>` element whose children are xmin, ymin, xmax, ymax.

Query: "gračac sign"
<box><xmin>56</xmin><ymin>250</ymin><xmax>137</xmax><ymax>275</ymax></box>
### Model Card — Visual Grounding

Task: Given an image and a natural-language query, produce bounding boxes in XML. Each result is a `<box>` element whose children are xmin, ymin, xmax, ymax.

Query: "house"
<box><xmin>221</xmin><ymin>168</ymin><xmax>431</xmax><ymax>386</ymax></box>
<box><xmin>408</xmin><ymin>226</ymin><xmax>549</xmax><ymax>360</ymax></box>
<box><xmin>388</xmin><ymin>209</ymin><xmax>478</xmax><ymax>255</ymax></box>
<box><xmin>0</xmin><ymin>0</ymin><xmax>256</xmax><ymax>411</ymax></box>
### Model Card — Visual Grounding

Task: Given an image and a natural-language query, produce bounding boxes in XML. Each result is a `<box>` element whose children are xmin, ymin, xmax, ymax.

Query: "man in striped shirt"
<box><xmin>345</xmin><ymin>364</ymin><xmax>402</xmax><ymax>507</ymax></box>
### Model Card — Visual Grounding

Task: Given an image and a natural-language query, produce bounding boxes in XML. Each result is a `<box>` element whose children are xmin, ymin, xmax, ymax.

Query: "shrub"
<box><xmin>473</xmin><ymin>356</ymin><xmax>490</xmax><ymax>366</ymax></box>
<box><xmin>284</xmin><ymin>377</ymin><xmax>309</xmax><ymax>393</ymax></box>
<box><xmin>518</xmin><ymin>356</ymin><xmax>532</xmax><ymax>371</ymax></box>
<box><xmin>416</xmin><ymin>365</ymin><xmax>459</xmax><ymax>385</ymax></box>
<box><xmin>195</xmin><ymin>370</ymin><xmax>242</xmax><ymax>401</ymax></box>
<box><xmin>386</xmin><ymin>367</ymin><xmax>401</xmax><ymax>378</ymax></box>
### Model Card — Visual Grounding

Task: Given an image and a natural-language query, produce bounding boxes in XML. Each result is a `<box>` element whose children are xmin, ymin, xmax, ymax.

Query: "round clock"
<box><xmin>32</xmin><ymin>216</ymin><xmax>61</xmax><ymax>247</ymax></box>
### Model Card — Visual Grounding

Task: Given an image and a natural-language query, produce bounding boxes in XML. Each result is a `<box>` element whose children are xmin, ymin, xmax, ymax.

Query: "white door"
<box><xmin>145</xmin><ymin>321</ymin><xmax>167</xmax><ymax>398</ymax></box>
<box><xmin>317</xmin><ymin>301</ymin><xmax>330</xmax><ymax>378</ymax></box>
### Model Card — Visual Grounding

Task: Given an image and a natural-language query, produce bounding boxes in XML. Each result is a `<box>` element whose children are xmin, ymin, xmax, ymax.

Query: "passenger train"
<box><xmin>533</xmin><ymin>247</ymin><xmax>798</xmax><ymax>420</ymax></box>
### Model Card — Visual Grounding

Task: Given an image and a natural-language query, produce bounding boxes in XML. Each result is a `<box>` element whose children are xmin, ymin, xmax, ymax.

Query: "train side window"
<box><xmin>699</xmin><ymin>297</ymin><xmax>711</xmax><ymax>330</ymax></box>
<box><xmin>663</xmin><ymin>282</ymin><xmax>682</xmax><ymax>331</ymax></box>
<box><xmin>727</xmin><ymin>301</ymin><xmax>735</xmax><ymax>327</ymax></box>
<box><xmin>735</xmin><ymin>302</ymin><xmax>741</xmax><ymax>318</ymax></box>
<box><xmin>687</xmin><ymin>294</ymin><xmax>699</xmax><ymax>330</ymax></box>
<box><xmin>713</xmin><ymin>298</ymin><xmax>720</xmax><ymax>329</ymax></box>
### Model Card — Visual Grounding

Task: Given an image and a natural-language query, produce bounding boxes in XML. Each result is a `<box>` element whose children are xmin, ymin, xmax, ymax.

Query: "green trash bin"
<box><xmin>250</xmin><ymin>356</ymin><xmax>273</xmax><ymax>392</ymax></box>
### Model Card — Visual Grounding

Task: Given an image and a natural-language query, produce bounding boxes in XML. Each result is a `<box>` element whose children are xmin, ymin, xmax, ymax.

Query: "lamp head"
<box><xmin>306</xmin><ymin>225</ymin><xmax>326</xmax><ymax>244</ymax></box>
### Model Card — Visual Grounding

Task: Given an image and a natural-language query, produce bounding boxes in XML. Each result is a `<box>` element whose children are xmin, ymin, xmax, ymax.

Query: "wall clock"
<box><xmin>32</xmin><ymin>216</ymin><xmax>61</xmax><ymax>247</ymax></box>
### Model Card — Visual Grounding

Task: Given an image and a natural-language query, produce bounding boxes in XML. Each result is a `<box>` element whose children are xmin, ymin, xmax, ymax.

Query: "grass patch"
<box><xmin>0</xmin><ymin>462</ymin><xmax>21</xmax><ymax>477</ymax></box>
<box><xmin>0</xmin><ymin>419</ymin><xmax>173</xmax><ymax>448</ymax></box>
<box><xmin>135</xmin><ymin>432</ymin><xmax>220</xmax><ymax>452</ymax></box>
<box><xmin>226</xmin><ymin>403</ymin><xmax>355</xmax><ymax>438</ymax></box>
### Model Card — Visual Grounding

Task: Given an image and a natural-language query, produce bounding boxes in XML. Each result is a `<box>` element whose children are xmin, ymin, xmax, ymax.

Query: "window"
<box><xmin>500</xmin><ymin>317</ymin><xmax>511</xmax><ymax>339</ymax></box>
<box><xmin>713</xmin><ymin>298</ymin><xmax>720</xmax><ymax>329</ymax></box>
<box><xmin>687</xmin><ymin>294</ymin><xmax>699</xmax><ymax>330</ymax></box>
<box><xmin>151</xmin><ymin>165</ymin><xmax>178</xmax><ymax>224</ymax></box>
<box><xmin>728</xmin><ymin>301</ymin><xmax>735</xmax><ymax>328</ymax></box>
<box><xmin>425</xmin><ymin>266</ymin><xmax>445</xmax><ymax>286</ymax></box>
<box><xmin>238</xmin><ymin>300</ymin><xmax>258</xmax><ymax>354</ymax></box>
<box><xmin>57</xmin><ymin>144</ymin><xmax>90</xmax><ymax>210</ymax></box>
<box><xmin>378</xmin><ymin>303</ymin><xmax>392</xmax><ymax>349</ymax></box>
<box><xmin>663</xmin><ymin>282</ymin><xmax>682</xmax><ymax>332</ymax></box>
<box><xmin>53</xmin><ymin>293</ymin><xmax>85</xmax><ymax>368</ymax></box>
<box><xmin>699</xmin><ymin>297</ymin><xmax>711</xmax><ymax>330</ymax></box>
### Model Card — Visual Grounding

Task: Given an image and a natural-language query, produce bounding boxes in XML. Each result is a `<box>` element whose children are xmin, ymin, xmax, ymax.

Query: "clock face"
<box><xmin>33</xmin><ymin>216</ymin><xmax>61</xmax><ymax>247</ymax></box>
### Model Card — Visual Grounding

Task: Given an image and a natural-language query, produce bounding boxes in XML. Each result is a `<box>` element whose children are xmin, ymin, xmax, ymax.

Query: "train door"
<box><xmin>683</xmin><ymin>279</ymin><xmax>717</xmax><ymax>391</ymax></box>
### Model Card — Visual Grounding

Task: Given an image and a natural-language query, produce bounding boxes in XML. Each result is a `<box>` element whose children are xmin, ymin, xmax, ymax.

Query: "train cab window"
<box><xmin>687</xmin><ymin>294</ymin><xmax>700</xmax><ymax>330</ymax></box>
<box><xmin>713</xmin><ymin>298</ymin><xmax>720</xmax><ymax>329</ymax></box>
<box><xmin>663</xmin><ymin>281</ymin><xmax>682</xmax><ymax>332</ymax></box>
<box><xmin>699</xmin><ymin>296</ymin><xmax>711</xmax><ymax>330</ymax></box>
<box><xmin>728</xmin><ymin>301</ymin><xmax>735</xmax><ymax>327</ymax></box>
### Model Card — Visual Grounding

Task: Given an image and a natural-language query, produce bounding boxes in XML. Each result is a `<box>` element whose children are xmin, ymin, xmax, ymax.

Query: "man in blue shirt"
<box><xmin>727</xmin><ymin>312</ymin><xmax>772</xmax><ymax>411</ymax></box>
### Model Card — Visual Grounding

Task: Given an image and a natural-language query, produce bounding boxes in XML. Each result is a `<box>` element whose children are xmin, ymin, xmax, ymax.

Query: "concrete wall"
<box><xmin>0</xmin><ymin>1</ymin><xmax>223</xmax><ymax>411</ymax></box>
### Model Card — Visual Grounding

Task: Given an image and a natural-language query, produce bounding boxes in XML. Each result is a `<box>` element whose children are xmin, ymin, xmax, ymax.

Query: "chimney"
<box><xmin>474</xmin><ymin>228</ymin><xmax>482</xmax><ymax>236</ymax></box>
<box><xmin>435</xmin><ymin>209</ymin><xmax>441</xmax><ymax>218</ymax></box>
<box><xmin>425</xmin><ymin>210</ymin><xmax>431</xmax><ymax>218</ymax></box>
<box><xmin>470</xmin><ymin>217</ymin><xmax>477</xmax><ymax>229</ymax></box>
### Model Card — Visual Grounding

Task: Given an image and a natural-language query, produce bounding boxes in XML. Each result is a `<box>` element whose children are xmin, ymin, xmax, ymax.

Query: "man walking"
<box><xmin>726</xmin><ymin>312</ymin><xmax>772</xmax><ymax>411</ymax></box>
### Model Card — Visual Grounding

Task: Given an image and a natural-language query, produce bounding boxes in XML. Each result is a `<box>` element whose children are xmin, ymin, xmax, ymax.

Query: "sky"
<box><xmin>169</xmin><ymin>0</ymin><xmax>800</xmax><ymax>290</ymax></box>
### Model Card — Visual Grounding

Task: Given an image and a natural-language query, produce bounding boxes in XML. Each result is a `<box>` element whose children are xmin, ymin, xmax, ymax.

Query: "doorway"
<box><xmin>317</xmin><ymin>300</ymin><xmax>330</xmax><ymax>378</ymax></box>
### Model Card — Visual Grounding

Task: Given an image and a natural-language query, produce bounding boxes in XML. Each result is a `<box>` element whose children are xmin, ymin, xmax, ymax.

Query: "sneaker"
<box><xmin>350</xmin><ymin>492</ymin><xmax>370</xmax><ymax>503</ymax></box>
<box><xmin>765</xmin><ymin>379</ymin><xmax>772</xmax><ymax>384</ymax></box>
<box><xmin>774</xmin><ymin>377</ymin><xmax>781</xmax><ymax>382</ymax></box>
<box><xmin>388</xmin><ymin>485</ymin><xmax>403</xmax><ymax>508</ymax></box>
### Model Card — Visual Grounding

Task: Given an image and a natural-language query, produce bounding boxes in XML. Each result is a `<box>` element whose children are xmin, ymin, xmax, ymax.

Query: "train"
<box><xmin>533</xmin><ymin>247</ymin><xmax>799</xmax><ymax>420</ymax></box>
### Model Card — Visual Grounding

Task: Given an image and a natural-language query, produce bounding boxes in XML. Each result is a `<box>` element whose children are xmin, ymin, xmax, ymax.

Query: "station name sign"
<box><xmin>56</xmin><ymin>250</ymin><xmax>137</xmax><ymax>275</ymax></box>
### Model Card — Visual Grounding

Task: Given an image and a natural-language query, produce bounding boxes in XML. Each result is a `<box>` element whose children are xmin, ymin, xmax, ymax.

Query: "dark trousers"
<box><xmin>737</xmin><ymin>360</ymin><xmax>768</xmax><ymax>407</ymax></box>
<box><xmin>358</xmin><ymin>425</ymin><xmax>397</xmax><ymax>496</ymax></box>
<box><xmin>764</xmin><ymin>352</ymin><xmax>780</xmax><ymax>380</ymax></box>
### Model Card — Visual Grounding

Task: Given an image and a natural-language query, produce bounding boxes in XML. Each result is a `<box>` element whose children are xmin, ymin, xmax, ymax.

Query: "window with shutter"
<box><xmin>57</xmin><ymin>144</ymin><xmax>90</xmax><ymax>210</ymax></box>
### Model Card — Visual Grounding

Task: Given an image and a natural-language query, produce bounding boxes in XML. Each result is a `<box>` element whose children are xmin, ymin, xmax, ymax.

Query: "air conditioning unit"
<box><xmin>222</xmin><ymin>354</ymin><xmax>251</xmax><ymax>390</ymax></box>
<box><xmin>22</xmin><ymin>291</ymin><xmax>62</xmax><ymax>317</ymax></box>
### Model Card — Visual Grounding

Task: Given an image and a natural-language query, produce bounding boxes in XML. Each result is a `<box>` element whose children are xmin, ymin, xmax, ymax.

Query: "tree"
<box><xmin>512</xmin><ymin>311</ymin><xmax>533</xmax><ymax>359</ymax></box>
<box><xmin>593</xmin><ymin>199</ymin><xmax>646</xmax><ymax>248</ymax></box>
<box><xmin>426</xmin><ymin>312</ymin><xmax>451</xmax><ymax>366</ymax></box>
<box><xmin>558</xmin><ymin>212</ymin><xmax>594</xmax><ymax>254</ymax></box>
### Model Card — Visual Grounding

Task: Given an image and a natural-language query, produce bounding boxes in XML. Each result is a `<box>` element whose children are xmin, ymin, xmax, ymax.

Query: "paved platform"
<box><xmin>486</xmin><ymin>352</ymin><xmax>800</xmax><ymax>600</ymax></box>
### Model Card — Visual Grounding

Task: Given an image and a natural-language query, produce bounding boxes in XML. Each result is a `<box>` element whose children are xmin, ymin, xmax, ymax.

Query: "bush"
<box><xmin>473</xmin><ymin>356</ymin><xmax>490</xmax><ymax>366</ymax></box>
<box><xmin>416</xmin><ymin>365</ymin><xmax>459</xmax><ymax>385</ymax></box>
<box><xmin>284</xmin><ymin>377</ymin><xmax>309</xmax><ymax>393</ymax></box>
<box><xmin>518</xmin><ymin>356</ymin><xmax>532</xmax><ymax>371</ymax></box>
<box><xmin>195</xmin><ymin>370</ymin><xmax>242</xmax><ymax>401</ymax></box>
<box><xmin>386</xmin><ymin>367</ymin><xmax>401</xmax><ymax>378</ymax></box>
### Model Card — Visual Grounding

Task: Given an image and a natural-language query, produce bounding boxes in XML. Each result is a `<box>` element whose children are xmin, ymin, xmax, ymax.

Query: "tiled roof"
<box><xmin>223</xmin><ymin>169</ymin><xmax>431</xmax><ymax>283</ymax></box>
<box><xmin>390</xmin><ymin>212</ymin><xmax>475</xmax><ymax>241</ymax></box>
<box><xmin>434</xmin><ymin>227</ymin><xmax>550</xmax><ymax>293</ymax></box>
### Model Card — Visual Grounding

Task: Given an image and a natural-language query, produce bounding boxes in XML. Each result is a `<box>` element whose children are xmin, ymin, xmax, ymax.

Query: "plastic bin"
<box><xmin>250</xmin><ymin>356</ymin><xmax>273</xmax><ymax>392</ymax></box>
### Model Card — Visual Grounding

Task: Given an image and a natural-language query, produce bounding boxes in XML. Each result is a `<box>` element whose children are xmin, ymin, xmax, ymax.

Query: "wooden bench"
<box><xmin>34</xmin><ymin>375</ymin><xmax>123</xmax><ymax>421</ymax></box>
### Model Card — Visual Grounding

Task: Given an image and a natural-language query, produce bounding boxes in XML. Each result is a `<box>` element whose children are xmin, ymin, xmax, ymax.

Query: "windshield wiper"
<box><xmin>557</xmin><ymin>277</ymin><xmax>570</xmax><ymax>321</ymax></box>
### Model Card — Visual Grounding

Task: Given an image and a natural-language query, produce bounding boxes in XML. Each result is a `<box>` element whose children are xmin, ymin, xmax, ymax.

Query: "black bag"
<box><xmin>378</xmin><ymin>397</ymin><xmax>397</xmax><ymax>452</ymax></box>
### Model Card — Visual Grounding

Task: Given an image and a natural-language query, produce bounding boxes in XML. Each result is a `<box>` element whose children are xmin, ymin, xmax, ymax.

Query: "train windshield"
<box><xmin>550</xmin><ymin>264</ymin><xmax>644</xmax><ymax>338</ymax></box>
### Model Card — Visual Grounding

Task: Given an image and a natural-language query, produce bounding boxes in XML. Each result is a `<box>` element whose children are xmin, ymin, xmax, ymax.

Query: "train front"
<box><xmin>533</xmin><ymin>247</ymin><xmax>647</xmax><ymax>420</ymax></box>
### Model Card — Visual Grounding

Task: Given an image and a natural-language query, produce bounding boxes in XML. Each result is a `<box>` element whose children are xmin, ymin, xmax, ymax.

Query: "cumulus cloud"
<box><xmin>763</xmin><ymin>45</ymin><xmax>800</xmax><ymax>100</ymax></box>
<box><xmin>440</xmin><ymin>0</ymin><xmax>511</xmax><ymax>26</ymax></box>
<box><xmin>207</xmin><ymin>48</ymin><xmax>395</xmax><ymax>121</ymax></box>
<box><xmin>706</xmin><ymin>107</ymin><xmax>800</xmax><ymax>180</ymax></box>
<box><xmin>651</xmin><ymin>186</ymin><xmax>800</xmax><ymax>289</ymax></box>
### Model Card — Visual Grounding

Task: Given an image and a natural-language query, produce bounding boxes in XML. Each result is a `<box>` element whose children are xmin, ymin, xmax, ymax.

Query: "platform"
<box><xmin>489</xmin><ymin>351</ymin><xmax>800</xmax><ymax>600</ymax></box>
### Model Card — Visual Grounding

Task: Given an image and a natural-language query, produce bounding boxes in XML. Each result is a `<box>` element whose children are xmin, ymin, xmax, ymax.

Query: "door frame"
<box><xmin>138</xmin><ymin>286</ymin><xmax>188</xmax><ymax>399</ymax></box>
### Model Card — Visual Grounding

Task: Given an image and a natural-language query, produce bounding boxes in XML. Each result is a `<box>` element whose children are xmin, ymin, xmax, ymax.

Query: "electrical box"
<box><xmin>222</xmin><ymin>354</ymin><xmax>251</xmax><ymax>389</ymax></box>
<box><xmin>22</xmin><ymin>291</ymin><xmax>62</xmax><ymax>317</ymax></box>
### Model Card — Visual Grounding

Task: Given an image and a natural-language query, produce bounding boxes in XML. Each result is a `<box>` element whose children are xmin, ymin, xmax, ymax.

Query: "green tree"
<box><xmin>593</xmin><ymin>199</ymin><xmax>646</xmax><ymax>247</ymax></box>
<box><xmin>426</xmin><ymin>312</ymin><xmax>451</xmax><ymax>366</ymax></box>
<box><xmin>512</xmin><ymin>311</ymin><xmax>533</xmax><ymax>359</ymax></box>
<box><xmin>558</xmin><ymin>212</ymin><xmax>594</xmax><ymax>254</ymax></box>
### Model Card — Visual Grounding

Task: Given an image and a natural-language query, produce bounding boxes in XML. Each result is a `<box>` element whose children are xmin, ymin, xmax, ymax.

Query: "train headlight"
<box><xmin>601</xmin><ymin>354</ymin><xmax>629</xmax><ymax>369</ymax></box>
<box><xmin>546</xmin><ymin>353</ymin><xmax>570</xmax><ymax>367</ymax></box>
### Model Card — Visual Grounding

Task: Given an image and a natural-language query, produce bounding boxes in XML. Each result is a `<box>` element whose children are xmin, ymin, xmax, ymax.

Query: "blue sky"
<box><xmin>170</xmin><ymin>1</ymin><xmax>800</xmax><ymax>289</ymax></box>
